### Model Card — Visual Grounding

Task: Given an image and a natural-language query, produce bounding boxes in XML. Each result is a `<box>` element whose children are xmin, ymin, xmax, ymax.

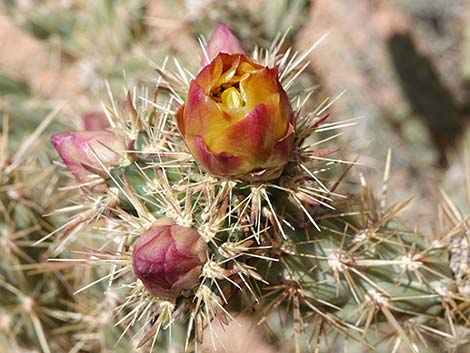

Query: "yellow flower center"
<box><xmin>220</xmin><ymin>87</ymin><xmax>244</xmax><ymax>110</ymax></box>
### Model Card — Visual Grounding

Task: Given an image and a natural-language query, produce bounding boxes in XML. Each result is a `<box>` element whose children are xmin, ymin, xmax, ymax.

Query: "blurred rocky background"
<box><xmin>0</xmin><ymin>0</ymin><xmax>468</xmax><ymax>352</ymax></box>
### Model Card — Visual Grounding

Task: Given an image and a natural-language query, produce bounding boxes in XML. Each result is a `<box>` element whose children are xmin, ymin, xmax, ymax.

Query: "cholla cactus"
<box><xmin>0</xmin><ymin>112</ymin><xmax>73</xmax><ymax>353</ymax></box>
<box><xmin>47</xmin><ymin>24</ymin><xmax>470</xmax><ymax>353</ymax></box>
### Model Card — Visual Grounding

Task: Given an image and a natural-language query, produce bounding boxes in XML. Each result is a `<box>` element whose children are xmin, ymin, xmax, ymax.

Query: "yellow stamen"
<box><xmin>221</xmin><ymin>87</ymin><xmax>244</xmax><ymax>110</ymax></box>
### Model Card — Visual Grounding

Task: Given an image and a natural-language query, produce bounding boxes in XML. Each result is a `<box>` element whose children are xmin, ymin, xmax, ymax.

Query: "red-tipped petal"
<box><xmin>242</xmin><ymin>67</ymin><xmax>293</xmax><ymax>138</ymax></box>
<box><xmin>267</xmin><ymin>122</ymin><xmax>295</xmax><ymax>166</ymax></box>
<box><xmin>184</xmin><ymin>82</ymin><xmax>228</xmax><ymax>137</ymax></box>
<box><xmin>187</xmin><ymin>135</ymin><xmax>246</xmax><ymax>176</ymax></box>
<box><xmin>214</xmin><ymin>104</ymin><xmax>273</xmax><ymax>162</ymax></box>
<box><xmin>241</xmin><ymin>122</ymin><xmax>295</xmax><ymax>181</ymax></box>
<box><xmin>202</xmin><ymin>23</ymin><xmax>246</xmax><ymax>66</ymax></box>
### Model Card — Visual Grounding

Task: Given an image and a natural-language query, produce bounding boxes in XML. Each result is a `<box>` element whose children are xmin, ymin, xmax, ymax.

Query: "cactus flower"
<box><xmin>132</xmin><ymin>218</ymin><xmax>208</xmax><ymax>299</ymax></box>
<box><xmin>177</xmin><ymin>25</ymin><xmax>294</xmax><ymax>180</ymax></box>
<box><xmin>51</xmin><ymin>129</ymin><xmax>125</xmax><ymax>181</ymax></box>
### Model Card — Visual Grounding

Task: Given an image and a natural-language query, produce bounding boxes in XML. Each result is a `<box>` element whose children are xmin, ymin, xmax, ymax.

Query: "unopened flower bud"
<box><xmin>202</xmin><ymin>23</ymin><xmax>246</xmax><ymax>66</ymax></box>
<box><xmin>132</xmin><ymin>218</ymin><xmax>208</xmax><ymax>299</ymax></box>
<box><xmin>51</xmin><ymin>129</ymin><xmax>125</xmax><ymax>181</ymax></box>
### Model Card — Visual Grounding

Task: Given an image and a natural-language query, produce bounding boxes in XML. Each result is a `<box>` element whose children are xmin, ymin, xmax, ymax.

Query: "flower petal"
<box><xmin>183</xmin><ymin>82</ymin><xmax>230</xmax><ymax>137</ymax></box>
<box><xmin>242</xmin><ymin>122</ymin><xmax>295</xmax><ymax>181</ymax></box>
<box><xmin>187</xmin><ymin>135</ymin><xmax>247</xmax><ymax>176</ymax></box>
<box><xmin>194</xmin><ymin>55</ymin><xmax>224</xmax><ymax>94</ymax></box>
<box><xmin>202</xmin><ymin>23</ymin><xmax>246</xmax><ymax>66</ymax></box>
<box><xmin>133</xmin><ymin>226</ymin><xmax>173</xmax><ymax>291</ymax></box>
<box><xmin>212</xmin><ymin>104</ymin><xmax>274</xmax><ymax>163</ymax></box>
<box><xmin>266</xmin><ymin>122</ymin><xmax>295</xmax><ymax>168</ymax></box>
<box><xmin>241</xmin><ymin>67</ymin><xmax>292</xmax><ymax>140</ymax></box>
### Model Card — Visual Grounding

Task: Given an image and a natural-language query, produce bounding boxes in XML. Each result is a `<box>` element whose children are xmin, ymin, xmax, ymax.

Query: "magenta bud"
<box><xmin>132</xmin><ymin>218</ymin><xmax>208</xmax><ymax>299</ymax></box>
<box><xmin>202</xmin><ymin>23</ymin><xmax>246</xmax><ymax>66</ymax></box>
<box><xmin>82</xmin><ymin>111</ymin><xmax>110</xmax><ymax>131</ymax></box>
<box><xmin>51</xmin><ymin>129</ymin><xmax>125</xmax><ymax>181</ymax></box>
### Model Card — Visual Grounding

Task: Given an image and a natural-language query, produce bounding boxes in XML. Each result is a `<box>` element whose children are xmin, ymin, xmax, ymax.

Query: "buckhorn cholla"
<box><xmin>48</xmin><ymin>24</ymin><xmax>470</xmax><ymax>352</ymax></box>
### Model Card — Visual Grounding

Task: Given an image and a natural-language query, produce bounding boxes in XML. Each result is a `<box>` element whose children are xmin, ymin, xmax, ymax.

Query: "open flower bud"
<box><xmin>132</xmin><ymin>218</ymin><xmax>207</xmax><ymax>299</ymax></box>
<box><xmin>177</xmin><ymin>52</ymin><xmax>294</xmax><ymax>180</ymax></box>
<box><xmin>51</xmin><ymin>129</ymin><xmax>125</xmax><ymax>181</ymax></box>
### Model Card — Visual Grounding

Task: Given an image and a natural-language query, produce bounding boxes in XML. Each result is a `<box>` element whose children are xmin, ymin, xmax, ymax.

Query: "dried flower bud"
<box><xmin>132</xmin><ymin>218</ymin><xmax>208</xmax><ymax>299</ymax></box>
<box><xmin>51</xmin><ymin>129</ymin><xmax>125</xmax><ymax>181</ymax></box>
<box><xmin>177</xmin><ymin>25</ymin><xmax>294</xmax><ymax>180</ymax></box>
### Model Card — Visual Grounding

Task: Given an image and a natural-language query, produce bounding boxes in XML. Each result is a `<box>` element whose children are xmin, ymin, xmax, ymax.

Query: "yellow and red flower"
<box><xmin>177</xmin><ymin>24</ymin><xmax>294</xmax><ymax>180</ymax></box>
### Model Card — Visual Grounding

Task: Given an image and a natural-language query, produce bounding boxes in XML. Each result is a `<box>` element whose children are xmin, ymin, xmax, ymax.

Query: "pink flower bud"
<box><xmin>132</xmin><ymin>218</ymin><xmax>208</xmax><ymax>299</ymax></box>
<box><xmin>82</xmin><ymin>111</ymin><xmax>110</xmax><ymax>131</ymax></box>
<box><xmin>51</xmin><ymin>129</ymin><xmax>125</xmax><ymax>181</ymax></box>
<box><xmin>202</xmin><ymin>23</ymin><xmax>246</xmax><ymax>66</ymax></box>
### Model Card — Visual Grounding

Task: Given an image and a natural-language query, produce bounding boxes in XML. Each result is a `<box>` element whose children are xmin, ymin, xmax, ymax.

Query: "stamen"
<box><xmin>220</xmin><ymin>87</ymin><xmax>244</xmax><ymax>109</ymax></box>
